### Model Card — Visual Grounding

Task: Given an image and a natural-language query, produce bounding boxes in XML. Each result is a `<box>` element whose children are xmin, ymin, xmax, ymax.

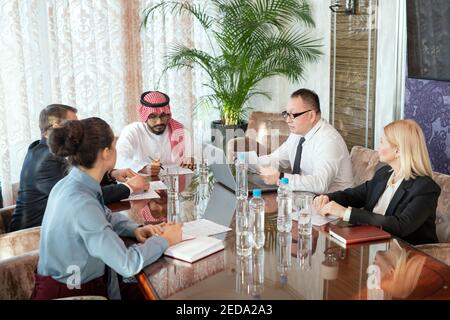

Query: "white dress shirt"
<box><xmin>115</xmin><ymin>122</ymin><xmax>192</xmax><ymax>172</ymax></box>
<box><xmin>343</xmin><ymin>172</ymin><xmax>403</xmax><ymax>221</ymax></box>
<box><xmin>259</xmin><ymin>119</ymin><xmax>353</xmax><ymax>194</ymax></box>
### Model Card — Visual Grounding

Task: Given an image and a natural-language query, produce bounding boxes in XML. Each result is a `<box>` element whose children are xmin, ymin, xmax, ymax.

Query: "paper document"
<box><xmin>182</xmin><ymin>219</ymin><xmax>232</xmax><ymax>241</ymax></box>
<box><xmin>164</xmin><ymin>236</ymin><xmax>225</xmax><ymax>263</ymax></box>
<box><xmin>162</xmin><ymin>165</ymin><xmax>193</xmax><ymax>175</ymax></box>
<box><xmin>150</xmin><ymin>181</ymin><xmax>168</xmax><ymax>190</ymax></box>
<box><xmin>292</xmin><ymin>210</ymin><xmax>339</xmax><ymax>226</ymax></box>
<box><xmin>121</xmin><ymin>189</ymin><xmax>160</xmax><ymax>201</ymax></box>
<box><xmin>311</xmin><ymin>213</ymin><xmax>339</xmax><ymax>226</ymax></box>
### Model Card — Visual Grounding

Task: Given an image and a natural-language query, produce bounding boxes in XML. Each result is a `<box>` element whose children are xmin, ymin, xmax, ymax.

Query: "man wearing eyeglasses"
<box><xmin>259</xmin><ymin>88</ymin><xmax>353</xmax><ymax>194</ymax></box>
<box><xmin>116</xmin><ymin>91</ymin><xmax>194</xmax><ymax>176</ymax></box>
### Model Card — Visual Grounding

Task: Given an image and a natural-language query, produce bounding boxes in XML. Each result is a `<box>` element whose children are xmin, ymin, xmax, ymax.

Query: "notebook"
<box><xmin>182</xmin><ymin>219</ymin><xmax>232</xmax><ymax>241</ymax></box>
<box><xmin>164</xmin><ymin>236</ymin><xmax>225</xmax><ymax>263</ymax></box>
<box><xmin>328</xmin><ymin>225</ymin><xmax>391</xmax><ymax>245</ymax></box>
<box><xmin>120</xmin><ymin>189</ymin><xmax>160</xmax><ymax>201</ymax></box>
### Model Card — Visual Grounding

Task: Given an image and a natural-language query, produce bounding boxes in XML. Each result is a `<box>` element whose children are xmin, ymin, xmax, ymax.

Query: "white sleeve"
<box><xmin>285</xmin><ymin>139</ymin><xmax>344</xmax><ymax>194</ymax></box>
<box><xmin>258</xmin><ymin>138</ymin><xmax>291</xmax><ymax>169</ymax></box>
<box><xmin>343</xmin><ymin>207</ymin><xmax>352</xmax><ymax>222</ymax></box>
<box><xmin>116</xmin><ymin>124</ymin><xmax>148</xmax><ymax>172</ymax></box>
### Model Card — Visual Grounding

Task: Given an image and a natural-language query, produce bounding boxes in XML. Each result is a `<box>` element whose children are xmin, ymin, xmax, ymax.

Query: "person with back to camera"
<box><xmin>31</xmin><ymin>117</ymin><xmax>182</xmax><ymax>300</ymax></box>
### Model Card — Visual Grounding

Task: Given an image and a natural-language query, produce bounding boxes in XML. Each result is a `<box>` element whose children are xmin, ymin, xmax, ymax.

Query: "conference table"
<box><xmin>109</xmin><ymin>171</ymin><xmax>450</xmax><ymax>300</ymax></box>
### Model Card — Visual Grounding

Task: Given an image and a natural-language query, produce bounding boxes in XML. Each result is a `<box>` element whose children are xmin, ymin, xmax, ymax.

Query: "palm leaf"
<box><xmin>142</xmin><ymin>0</ymin><xmax>322</xmax><ymax>125</ymax></box>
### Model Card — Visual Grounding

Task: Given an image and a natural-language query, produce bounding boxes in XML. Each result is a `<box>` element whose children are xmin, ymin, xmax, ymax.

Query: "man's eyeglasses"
<box><xmin>148</xmin><ymin>113</ymin><xmax>170</xmax><ymax>122</ymax></box>
<box><xmin>281</xmin><ymin>110</ymin><xmax>313</xmax><ymax>120</ymax></box>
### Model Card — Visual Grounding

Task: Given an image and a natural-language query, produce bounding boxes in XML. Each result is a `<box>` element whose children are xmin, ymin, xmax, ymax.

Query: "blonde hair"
<box><xmin>383</xmin><ymin>249</ymin><xmax>426</xmax><ymax>299</ymax></box>
<box><xmin>383</xmin><ymin>119</ymin><xmax>433</xmax><ymax>180</ymax></box>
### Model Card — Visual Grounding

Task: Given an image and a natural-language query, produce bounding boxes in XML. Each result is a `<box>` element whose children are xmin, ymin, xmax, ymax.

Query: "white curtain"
<box><xmin>374</xmin><ymin>0</ymin><xmax>407</xmax><ymax>146</ymax></box>
<box><xmin>0</xmin><ymin>0</ymin><xmax>141</xmax><ymax>206</ymax></box>
<box><xmin>0</xmin><ymin>0</ymin><xmax>216</xmax><ymax>206</ymax></box>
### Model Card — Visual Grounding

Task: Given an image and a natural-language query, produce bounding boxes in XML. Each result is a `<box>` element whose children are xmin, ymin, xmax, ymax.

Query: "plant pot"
<box><xmin>211</xmin><ymin>120</ymin><xmax>248</xmax><ymax>154</ymax></box>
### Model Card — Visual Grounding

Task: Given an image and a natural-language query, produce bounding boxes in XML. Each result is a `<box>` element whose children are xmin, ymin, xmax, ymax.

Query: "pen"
<box><xmin>148</xmin><ymin>155</ymin><xmax>165</xmax><ymax>170</ymax></box>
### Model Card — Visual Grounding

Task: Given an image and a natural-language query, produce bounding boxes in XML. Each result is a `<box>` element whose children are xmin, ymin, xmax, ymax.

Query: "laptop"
<box><xmin>202</xmin><ymin>143</ymin><xmax>278</xmax><ymax>194</ymax></box>
<box><xmin>202</xmin><ymin>183</ymin><xmax>237</xmax><ymax>236</ymax></box>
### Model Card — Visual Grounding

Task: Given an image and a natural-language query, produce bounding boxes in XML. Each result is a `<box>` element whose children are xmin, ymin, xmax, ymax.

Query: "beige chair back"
<box><xmin>432</xmin><ymin>172</ymin><xmax>450</xmax><ymax>243</ymax></box>
<box><xmin>246</xmin><ymin>111</ymin><xmax>290</xmax><ymax>153</ymax></box>
<box><xmin>0</xmin><ymin>205</ymin><xmax>15</xmax><ymax>234</ymax></box>
<box><xmin>349</xmin><ymin>146</ymin><xmax>381</xmax><ymax>186</ymax></box>
<box><xmin>0</xmin><ymin>251</ymin><xmax>38</xmax><ymax>299</ymax></box>
<box><xmin>0</xmin><ymin>227</ymin><xmax>40</xmax><ymax>261</ymax></box>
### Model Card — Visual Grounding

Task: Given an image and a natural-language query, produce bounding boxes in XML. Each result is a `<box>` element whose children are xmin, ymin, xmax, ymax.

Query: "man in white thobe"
<box><xmin>116</xmin><ymin>91</ymin><xmax>193</xmax><ymax>176</ymax></box>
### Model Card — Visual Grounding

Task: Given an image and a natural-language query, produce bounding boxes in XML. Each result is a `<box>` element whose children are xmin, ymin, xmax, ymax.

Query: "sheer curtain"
<box><xmin>139</xmin><ymin>0</ymin><xmax>216</xmax><ymax>150</ymax></box>
<box><xmin>0</xmin><ymin>0</ymin><xmax>214</xmax><ymax>206</ymax></box>
<box><xmin>0</xmin><ymin>0</ymin><xmax>142</xmax><ymax>206</ymax></box>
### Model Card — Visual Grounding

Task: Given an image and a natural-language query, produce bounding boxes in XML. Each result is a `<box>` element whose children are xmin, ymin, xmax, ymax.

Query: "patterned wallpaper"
<box><xmin>404</xmin><ymin>78</ymin><xmax>450</xmax><ymax>174</ymax></box>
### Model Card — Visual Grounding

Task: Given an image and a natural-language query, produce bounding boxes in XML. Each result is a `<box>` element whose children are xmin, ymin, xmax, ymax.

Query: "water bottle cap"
<box><xmin>237</xmin><ymin>152</ymin><xmax>245</xmax><ymax>161</ymax></box>
<box><xmin>280</xmin><ymin>177</ymin><xmax>289</xmax><ymax>185</ymax></box>
<box><xmin>252</xmin><ymin>189</ymin><xmax>262</xmax><ymax>197</ymax></box>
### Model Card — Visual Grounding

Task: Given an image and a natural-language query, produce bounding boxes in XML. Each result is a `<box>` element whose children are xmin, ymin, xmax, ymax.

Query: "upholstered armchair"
<box><xmin>0</xmin><ymin>226</ymin><xmax>40</xmax><ymax>260</ymax></box>
<box><xmin>0</xmin><ymin>205</ymin><xmax>15</xmax><ymax>234</ymax></box>
<box><xmin>0</xmin><ymin>251</ymin><xmax>38</xmax><ymax>299</ymax></box>
<box><xmin>226</xmin><ymin>111</ymin><xmax>290</xmax><ymax>162</ymax></box>
<box><xmin>416</xmin><ymin>172</ymin><xmax>450</xmax><ymax>265</ymax></box>
<box><xmin>349</xmin><ymin>146</ymin><xmax>382</xmax><ymax>186</ymax></box>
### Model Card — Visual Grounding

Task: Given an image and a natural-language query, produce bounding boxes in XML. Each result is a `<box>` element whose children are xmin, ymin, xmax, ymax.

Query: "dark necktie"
<box><xmin>292</xmin><ymin>137</ymin><xmax>306</xmax><ymax>174</ymax></box>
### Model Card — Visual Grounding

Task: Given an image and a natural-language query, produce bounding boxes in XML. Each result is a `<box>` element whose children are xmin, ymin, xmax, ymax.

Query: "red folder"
<box><xmin>329</xmin><ymin>225</ymin><xmax>391</xmax><ymax>245</ymax></box>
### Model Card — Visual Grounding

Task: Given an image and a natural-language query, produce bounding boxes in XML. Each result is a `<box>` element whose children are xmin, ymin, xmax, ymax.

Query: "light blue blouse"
<box><xmin>37</xmin><ymin>167</ymin><xmax>168</xmax><ymax>299</ymax></box>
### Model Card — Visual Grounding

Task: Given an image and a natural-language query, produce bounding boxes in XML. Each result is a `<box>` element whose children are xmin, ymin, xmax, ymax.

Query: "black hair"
<box><xmin>290</xmin><ymin>88</ymin><xmax>321</xmax><ymax>114</ymax></box>
<box><xmin>48</xmin><ymin>117</ymin><xmax>114</xmax><ymax>169</ymax></box>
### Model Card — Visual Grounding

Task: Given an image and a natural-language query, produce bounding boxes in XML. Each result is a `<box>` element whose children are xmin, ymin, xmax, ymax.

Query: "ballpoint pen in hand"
<box><xmin>148</xmin><ymin>155</ymin><xmax>165</xmax><ymax>170</ymax></box>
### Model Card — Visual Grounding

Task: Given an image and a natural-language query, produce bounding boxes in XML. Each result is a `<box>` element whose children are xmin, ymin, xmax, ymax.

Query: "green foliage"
<box><xmin>143</xmin><ymin>0</ymin><xmax>322</xmax><ymax>125</ymax></box>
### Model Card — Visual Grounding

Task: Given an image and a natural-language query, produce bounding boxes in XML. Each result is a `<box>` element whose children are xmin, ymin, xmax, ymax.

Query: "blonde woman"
<box><xmin>314</xmin><ymin>119</ymin><xmax>440</xmax><ymax>245</ymax></box>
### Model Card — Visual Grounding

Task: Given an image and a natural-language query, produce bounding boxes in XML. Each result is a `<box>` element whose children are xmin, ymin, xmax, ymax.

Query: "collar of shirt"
<box><xmin>387</xmin><ymin>171</ymin><xmax>404</xmax><ymax>188</ymax></box>
<box><xmin>300</xmin><ymin>118</ymin><xmax>324</xmax><ymax>142</ymax></box>
<box><xmin>69</xmin><ymin>167</ymin><xmax>103</xmax><ymax>200</ymax></box>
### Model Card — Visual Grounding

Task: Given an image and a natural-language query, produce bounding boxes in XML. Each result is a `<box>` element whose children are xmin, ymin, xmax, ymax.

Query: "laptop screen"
<box><xmin>203</xmin><ymin>183</ymin><xmax>236</xmax><ymax>230</ymax></box>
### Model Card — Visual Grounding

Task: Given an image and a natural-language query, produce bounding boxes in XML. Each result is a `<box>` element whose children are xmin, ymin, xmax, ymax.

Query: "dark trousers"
<box><xmin>31</xmin><ymin>273</ymin><xmax>145</xmax><ymax>300</ymax></box>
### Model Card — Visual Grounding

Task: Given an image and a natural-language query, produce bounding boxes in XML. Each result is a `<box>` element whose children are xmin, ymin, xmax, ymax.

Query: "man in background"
<box><xmin>9</xmin><ymin>104</ymin><xmax>147</xmax><ymax>232</ymax></box>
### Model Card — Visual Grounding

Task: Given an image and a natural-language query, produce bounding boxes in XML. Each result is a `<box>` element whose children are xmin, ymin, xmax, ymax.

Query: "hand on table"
<box><xmin>160</xmin><ymin>223</ymin><xmax>182</xmax><ymax>246</ymax></box>
<box><xmin>134</xmin><ymin>222</ymin><xmax>166</xmax><ymax>243</ymax></box>
<box><xmin>313</xmin><ymin>195</ymin><xmax>330</xmax><ymax>212</ymax></box>
<box><xmin>110</xmin><ymin>168</ymin><xmax>137</xmax><ymax>182</ymax></box>
<box><xmin>259</xmin><ymin>165</ymin><xmax>280</xmax><ymax>185</ymax></box>
<box><xmin>144</xmin><ymin>160</ymin><xmax>161</xmax><ymax>177</ymax></box>
<box><xmin>126</xmin><ymin>175</ymin><xmax>149</xmax><ymax>193</ymax></box>
<box><xmin>318</xmin><ymin>200</ymin><xmax>346</xmax><ymax>218</ymax></box>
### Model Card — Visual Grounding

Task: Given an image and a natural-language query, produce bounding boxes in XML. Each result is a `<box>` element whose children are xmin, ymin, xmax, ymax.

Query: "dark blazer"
<box><xmin>327</xmin><ymin>165</ymin><xmax>440</xmax><ymax>245</ymax></box>
<box><xmin>8</xmin><ymin>138</ymin><xmax>130</xmax><ymax>232</ymax></box>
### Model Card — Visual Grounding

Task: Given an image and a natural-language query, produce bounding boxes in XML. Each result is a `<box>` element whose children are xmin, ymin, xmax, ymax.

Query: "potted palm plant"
<box><xmin>143</xmin><ymin>0</ymin><xmax>322</xmax><ymax>151</ymax></box>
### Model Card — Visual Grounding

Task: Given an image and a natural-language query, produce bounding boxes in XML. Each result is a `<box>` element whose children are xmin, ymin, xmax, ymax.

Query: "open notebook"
<box><xmin>164</xmin><ymin>236</ymin><xmax>225</xmax><ymax>263</ymax></box>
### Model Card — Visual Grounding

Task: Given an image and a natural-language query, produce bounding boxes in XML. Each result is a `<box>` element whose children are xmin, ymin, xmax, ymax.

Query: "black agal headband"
<box><xmin>140</xmin><ymin>91</ymin><xmax>170</xmax><ymax>108</ymax></box>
